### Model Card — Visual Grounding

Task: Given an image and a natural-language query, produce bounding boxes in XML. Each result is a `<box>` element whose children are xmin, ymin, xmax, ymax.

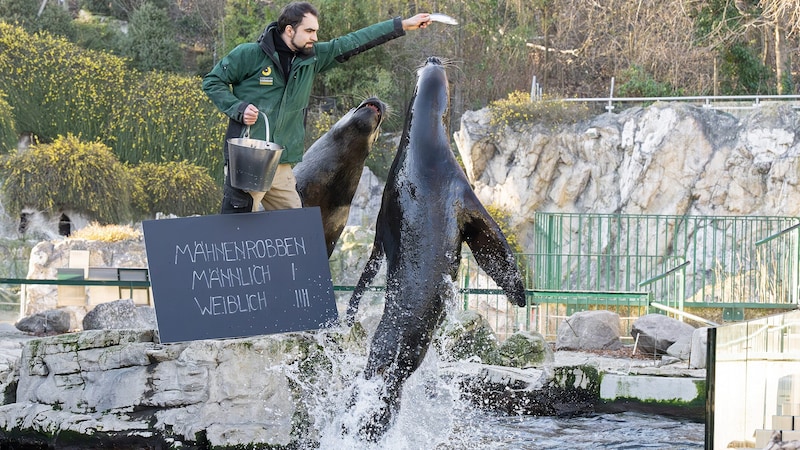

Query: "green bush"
<box><xmin>129</xmin><ymin>161</ymin><xmax>221</xmax><ymax>218</ymax></box>
<box><xmin>124</xmin><ymin>3</ymin><xmax>182</xmax><ymax>73</ymax></box>
<box><xmin>0</xmin><ymin>134</ymin><xmax>135</xmax><ymax>223</ymax></box>
<box><xmin>617</xmin><ymin>65</ymin><xmax>678</xmax><ymax>98</ymax></box>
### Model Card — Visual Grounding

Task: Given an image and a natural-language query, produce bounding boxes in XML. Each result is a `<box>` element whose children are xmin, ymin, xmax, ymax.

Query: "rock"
<box><xmin>82</xmin><ymin>299</ymin><xmax>155</xmax><ymax>330</ymax></box>
<box><xmin>5</xmin><ymin>329</ymin><xmax>334</xmax><ymax>448</ymax></box>
<box><xmin>666</xmin><ymin>333</ymin><xmax>692</xmax><ymax>360</ymax></box>
<box><xmin>435</xmin><ymin>309</ymin><xmax>501</xmax><ymax>364</ymax></box>
<box><xmin>631</xmin><ymin>314</ymin><xmax>696</xmax><ymax>355</ymax></box>
<box><xmin>689</xmin><ymin>327</ymin><xmax>709</xmax><ymax>369</ymax></box>
<box><xmin>14</xmin><ymin>309</ymin><xmax>72</xmax><ymax>335</ymax></box>
<box><xmin>455</xmin><ymin>102</ymin><xmax>800</xmax><ymax>253</ymax></box>
<box><xmin>556</xmin><ymin>310</ymin><xmax>622</xmax><ymax>351</ymax></box>
<box><xmin>498</xmin><ymin>330</ymin><xmax>554</xmax><ymax>367</ymax></box>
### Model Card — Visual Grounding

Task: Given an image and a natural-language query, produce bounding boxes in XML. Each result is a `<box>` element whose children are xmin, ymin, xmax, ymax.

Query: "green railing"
<box><xmin>533</xmin><ymin>212</ymin><xmax>800</xmax><ymax>308</ymax></box>
<box><xmin>450</xmin><ymin>213</ymin><xmax>800</xmax><ymax>340</ymax></box>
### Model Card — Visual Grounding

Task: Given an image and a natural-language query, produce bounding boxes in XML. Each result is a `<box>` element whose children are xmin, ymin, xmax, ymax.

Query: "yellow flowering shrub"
<box><xmin>0</xmin><ymin>23</ymin><xmax>126</xmax><ymax>141</ymax></box>
<box><xmin>0</xmin><ymin>134</ymin><xmax>136</xmax><ymax>223</ymax></box>
<box><xmin>108</xmin><ymin>72</ymin><xmax>226</xmax><ymax>183</ymax></box>
<box><xmin>129</xmin><ymin>161</ymin><xmax>221</xmax><ymax>218</ymax></box>
<box><xmin>488</xmin><ymin>91</ymin><xmax>593</xmax><ymax>133</ymax></box>
<box><xmin>0</xmin><ymin>91</ymin><xmax>16</xmax><ymax>152</ymax></box>
<box><xmin>0</xmin><ymin>23</ymin><xmax>226</xmax><ymax>185</ymax></box>
<box><xmin>70</xmin><ymin>222</ymin><xmax>142</xmax><ymax>242</ymax></box>
<box><xmin>485</xmin><ymin>204</ymin><xmax>521</xmax><ymax>254</ymax></box>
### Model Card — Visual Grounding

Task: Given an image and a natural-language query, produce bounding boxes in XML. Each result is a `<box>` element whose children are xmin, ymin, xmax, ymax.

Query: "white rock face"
<box><xmin>454</xmin><ymin>102</ymin><xmax>800</xmax><ymax>251</ymax></box>
<box><xmin>2</xmin><ymin>329</ymin><xmax>357</xmax><ymax>448</ymax></box>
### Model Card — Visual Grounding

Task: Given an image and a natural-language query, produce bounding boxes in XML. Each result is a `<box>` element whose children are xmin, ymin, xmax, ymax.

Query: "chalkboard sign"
<box><xmin>142</xmin><ymin>207</ymin><xmax>338</xmax><ymax>343</ymax></box>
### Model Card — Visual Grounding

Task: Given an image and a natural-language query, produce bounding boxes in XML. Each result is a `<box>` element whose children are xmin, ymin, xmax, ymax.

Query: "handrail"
<box><xmin>637</xmin><ymin>260</ymin><xmax>691</xmax><ymax>288</ymax></box>
<box><xmin>755</xmin><ymin>222</ymin><xmax>800</xmax><ymax>246</ymax></box>
<box><xmin>561</xmin><ymin>94</ymin><xmax>800</xmax><ymax>104</ymax></box>
<box><xmin>0</xmin><ymin>278</ymin><xmax>150</xmax><ymax>287</ymax></box>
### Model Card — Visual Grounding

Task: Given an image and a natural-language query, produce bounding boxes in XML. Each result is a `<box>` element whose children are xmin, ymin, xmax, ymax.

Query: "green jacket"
<box><xmin>202</xmin><ymin>18</ymin><xmax>405</xmax><ymax>164</ymax></box>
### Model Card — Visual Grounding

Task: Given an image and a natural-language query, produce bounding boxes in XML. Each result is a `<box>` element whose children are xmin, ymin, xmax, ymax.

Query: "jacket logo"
<box><xmin>262</xmin><ymin>67</ymin><xmax>272</xmax><ymax>77</ymax></box>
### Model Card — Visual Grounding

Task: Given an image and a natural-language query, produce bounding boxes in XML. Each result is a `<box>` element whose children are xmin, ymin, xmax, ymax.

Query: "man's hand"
<box><xmin>402</xmin><ymin>13</ymin><xmax>431</xmax><ymax>31</ymax></box>
<box><xmin>243</xmin><ymin>104</ymin><xmax>259</xmax><ymax>126</ymax></box>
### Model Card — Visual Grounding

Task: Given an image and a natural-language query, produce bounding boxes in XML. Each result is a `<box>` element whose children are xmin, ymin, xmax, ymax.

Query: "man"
<box><xmin>203</xmin><ymin>2</ymin><xmax>431</xmax><ymax>214</ymax></box>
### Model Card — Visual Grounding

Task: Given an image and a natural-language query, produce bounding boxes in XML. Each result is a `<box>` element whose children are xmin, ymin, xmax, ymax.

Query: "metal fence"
<box><xmin>454</xmin><ymin>213</ymin><xmax>800</xmax><ymax>341</ymax></box>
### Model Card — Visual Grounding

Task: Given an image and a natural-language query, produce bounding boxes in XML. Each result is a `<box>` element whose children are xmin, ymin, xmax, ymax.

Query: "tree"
<box><xmin>125</xmin><ymin>3</ymin><xmax>183</xmax><ymax>72</ymax></box>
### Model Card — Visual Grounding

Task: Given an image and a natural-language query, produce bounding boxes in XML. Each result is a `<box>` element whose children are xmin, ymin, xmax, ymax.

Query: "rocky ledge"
<box><xmin>0</xmin><ymin>307</ymin><xmax>706</xmax><ymax>449</ymax></box>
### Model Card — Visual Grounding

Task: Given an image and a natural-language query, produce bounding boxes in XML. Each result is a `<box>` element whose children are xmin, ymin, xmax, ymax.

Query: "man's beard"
<box><xmin>291</xmin><ymin>36</ymin><xmax>314</xmax><ymax>56</ymax></box>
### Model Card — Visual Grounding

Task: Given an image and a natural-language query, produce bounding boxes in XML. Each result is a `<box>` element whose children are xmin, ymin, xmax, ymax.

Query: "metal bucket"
<box><xmin>227</xmin><ymin>112</ymin><xmax>283</xmax><ymax>192</ymax></box>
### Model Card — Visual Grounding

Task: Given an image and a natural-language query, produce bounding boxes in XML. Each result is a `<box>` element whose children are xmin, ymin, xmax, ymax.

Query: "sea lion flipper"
<box><xmin>346</xmin><ymin>241</ymin><xmax>385</xmax><ymax>325</ymax></box>
<box><xmin>462</xmin><ymin>202</ymin><xmax>528</xmax><ymax>307</ymax></box>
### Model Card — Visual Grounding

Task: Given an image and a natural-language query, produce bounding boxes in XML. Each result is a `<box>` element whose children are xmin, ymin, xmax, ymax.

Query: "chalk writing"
<box><xmin>174</xmin><ymin>237</ymin><xmax>307</xmax><ymax>264</ymax></box>
<box><xmin>191</xmin><ymin>265</ymin><xmax>271</xmax><ymax>290</ymax></box>
<box><xmin>194</xmin><ymin>291</ymin><xmax>268</xmax><ymax>316</ymax></box>
<box><xmin>295</xmin><ymin>288</ymin><xmax>310</xmax><ymax>308</ymax></box>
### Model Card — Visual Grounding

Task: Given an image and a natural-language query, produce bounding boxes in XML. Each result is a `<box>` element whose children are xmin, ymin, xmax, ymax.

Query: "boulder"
<box><xmin>556</xmin><ymin>310</ymin><xmax>622</xmax><ymax>351</ymax></box>
<box><xmin>81</xmin><ymin>299</ymin><xmax>155</xmax><ymax>330</ymax></box>
<box><xmin>631</xmin><ymin>313</ymin><xmax>696</xmax><ymax>355</ymax></box>
<box><xmin>666</xmin><ymin>333</ymin><xmax>692</xmax><ymax>360</ymax></box>
<box><xmin>435</xmin><ymin>309</ymin><xmax>500</xmax><ymax>364</ymax></box>
<box><xmin>689</xmin><ymin>327</ymin><xmax>710</xmax><ymax>369</ymax></box>
<box><xmin>14</xmin><ymin>309</ymin><xmax>72</xmax><ymax>335</ymax></box>
<box><xmin>498</xmin><ymin>330</ymin><xmax>554</xmax><ymax>367</ymax></box>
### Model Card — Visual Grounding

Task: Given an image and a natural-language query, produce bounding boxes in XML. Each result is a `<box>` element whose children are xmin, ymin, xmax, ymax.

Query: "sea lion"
<box><xmin>294</xmin><ymin>97</ymin><xmax>386</xmax><ymax>257</ymax></box>
<box><xmin>346</xmin><ymin>57</ymin><xmax>527</xmax><ymax>441</ymax></box>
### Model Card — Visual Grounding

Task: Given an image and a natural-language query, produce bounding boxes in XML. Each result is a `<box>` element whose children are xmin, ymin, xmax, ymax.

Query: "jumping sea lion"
<box><xmin>346</xmin><ymin>57</ymin><xmax>527</xmax><ymax>441</ymax></box>
<box><xmin>294</xmin><ymin>97</ymin><xmax>387</xmax><ymax>257</ymax></box>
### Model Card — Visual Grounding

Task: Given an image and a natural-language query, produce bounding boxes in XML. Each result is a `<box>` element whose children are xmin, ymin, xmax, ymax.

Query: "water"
<box><xmin>298</xmin><ymin>329</ymin><xmax>705</xmax><ymax>450</ymax></box>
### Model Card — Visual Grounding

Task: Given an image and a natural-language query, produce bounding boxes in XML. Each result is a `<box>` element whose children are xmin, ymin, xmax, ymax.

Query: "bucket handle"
<box><xmin>243</xmin><ymin>111</ymin><xmax>270</xmax><ymax>141</ymax></box>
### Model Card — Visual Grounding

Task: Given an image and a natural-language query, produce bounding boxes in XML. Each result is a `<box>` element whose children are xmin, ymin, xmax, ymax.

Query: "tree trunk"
<box><xmin>774</xmin><ymin>20</ymin><xmax>792</xmax><ymax>94</ymax></box>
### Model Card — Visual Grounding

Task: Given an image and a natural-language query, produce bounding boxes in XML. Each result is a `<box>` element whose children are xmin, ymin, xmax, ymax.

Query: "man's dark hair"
<box><xmin>278</xmin><ymin>2</ymin><xmax>319</xmax><ymax>31</ymax></box>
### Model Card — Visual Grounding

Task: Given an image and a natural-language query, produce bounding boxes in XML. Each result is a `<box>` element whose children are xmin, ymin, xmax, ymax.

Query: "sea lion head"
<box><xmin>333</xmin><ymin>97</ymin><xmax>386</xmax><ymax>145</ymax></box>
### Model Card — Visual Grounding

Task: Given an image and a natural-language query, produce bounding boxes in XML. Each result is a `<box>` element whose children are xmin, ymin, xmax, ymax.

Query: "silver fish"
<box><xmin>429</xmin><ymin>13</ymin><xmax>458</xmax><ymax>25</ymax></box>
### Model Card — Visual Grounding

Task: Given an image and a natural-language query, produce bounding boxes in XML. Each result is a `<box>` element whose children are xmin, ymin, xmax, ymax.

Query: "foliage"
<box><xmin>0</xmin><ymin>22</ymin><xmax>127</xmax><ymax>141</ymax></box>
<box><xmin>31</xmin><ymin>4</ymin><xmax>77</xmax><ymax>40</ymax></box>
<box><xmin>0</xmin><ymin>135</ymin><xmax>135</xmax><ymax>223</ymax></box>
<box><xmin>79</xmin><ymin>0</ymin><xmax>112</xmax><ymax>16</ymax></box>
<box><xmin>124</xmin><ymin>3</ymin><xmax>182</xmax><ymax>73</ymax></box>
<box><xmin>73</xmin><ymin>14</ymin><xmax>126</xmax><ymax>55</ymax></box>
<box><xmin>70</xmin><ymin>222</ymin><xmax>142</xmax><ymax>241</ymax></box>
<box><xmin>0</xmin><ymin>23</ymin><xmax>225</xmax><ymax>184</ymax></box>
<box><xmin>108</xmin><ymin>0</ymin><xmax>167</xmax><ymax>21</ymax></box>
<box><xmin>485</xmin><ymin>204</ymin><xmax>521</xmax><ymax>254</ymax></box>
<box><xmin>0</xmin><ymin>0</ymin><xmax>39</xmax><ymax>26</ymax></box>
<box><xmin>312</xmin><ymin>0</ymin><xmax>397</xmax><ymax>113</ymax></box>
<box><xmin>128</xmin><ymin>161</ymin><xmax>221</xmax><ymax>218</ymax></box>
<box><xmin>304</xmin><ymin>110</ymin><xmax>336</xmax><ymax>149</ymax></box>
<box><xmin>0</xmin><ymin>92</ymin><xmax>16</xmax><ymax>153</ymax></box>
<box><xmin>719</xmin><ymin>44</ymin><xmax>774</xmax><ymax>95</ymax></box>
<box><xmin>488</xmin><ymin>91</ymin><xmax>592</xmax><ymax>131</ymax></box>
<box><xmin>106</xmin><ymin>70</ymin><xmax>225</xmax><ymax>182</ymax></box>
<box><xmin>364</xmin><ymin>133</ymin><xmax>397</xmax><ymax>182</ymax></box>
<box><xmin>0</xmin><ymin>0</ymin><xmax>76</xmax><ymax>38</ymax></box>
<box><xmin>617</xmin><ymin>65</ymin><xmax>681</xmax><ymax>98</ymax></box>
<box><xmin>220</xmin><ymin>0</ymin><xmax>275</xmax><ymax>56</ymax></box>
